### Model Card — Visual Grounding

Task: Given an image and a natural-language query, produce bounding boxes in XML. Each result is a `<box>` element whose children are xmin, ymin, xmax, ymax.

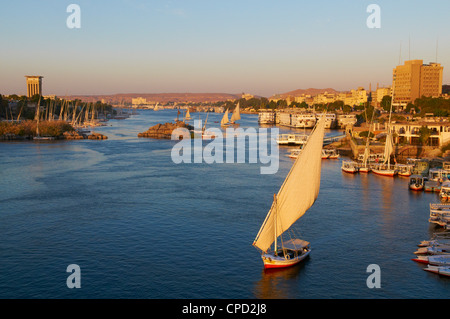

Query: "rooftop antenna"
<box><xmin>408</xmin><ymin>35</ymin><xmax>411</xmax><ymax>60</ymax></box>
<box><xmin>398</xmin><ymin>42</ymin><xmax>402</xmax><ymax>65</ymax></box>
<box><xmin>436</xmin><ymin>37</ymin><xmax>439</xmax><ymax>62</ymax></box>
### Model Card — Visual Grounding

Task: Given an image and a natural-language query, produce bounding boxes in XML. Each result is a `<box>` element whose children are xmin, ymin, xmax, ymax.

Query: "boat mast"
<box><xmin>273</xmin><ymin>194</ymin><xmax>277</xmax><ymax>254</ymax></box>
<box><xmin>387</xmin><ymin>81</ymin><xmax>395</xmax><ymax>169</ymax></box>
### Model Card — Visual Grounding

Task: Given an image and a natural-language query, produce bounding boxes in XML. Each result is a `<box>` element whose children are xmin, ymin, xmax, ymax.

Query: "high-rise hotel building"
<box><xmin>392</xmin><ymin>60</ymin><xmax>443</xmax><ymax>106</ymax></box>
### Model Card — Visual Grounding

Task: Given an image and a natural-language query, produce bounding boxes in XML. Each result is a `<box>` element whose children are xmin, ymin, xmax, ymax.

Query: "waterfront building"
<box><xmin>391</xmin><ymin>121</ymin><xmax>450</xmax><ymax>147</ymax></box>
<box><xmin>25</xmin><ymin>75</ymin><xmax>43</xmax><ymax>97</ymax></box>
<box><xmin>132</xmin><ymin>97</ymin><xmax>148</xmax><ymax>106</ymax></box>
<box><xmin>392</xmin><ymin>60</ymin><xmax>443</xmax><ymax>108</ymax></box>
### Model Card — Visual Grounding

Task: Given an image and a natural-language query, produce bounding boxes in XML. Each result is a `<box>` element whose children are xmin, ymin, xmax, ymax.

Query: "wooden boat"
<box><xmin>229</xmin><ymin>102</ymin><xmax>241</xmax><ymax>124</ymax></box>
<box><xmin>439</xmin><ymin>181</ymin><xmax>450</xmax><ymax>202</ymax></box>
<box><xmin>414</xmin><ymin>245</ymin><xmax>450</xmax><ymax>255</ymax></box>
<box><xmin>397</xmin><ymin>164</ymin><xmax>412</xmax><ymax>177</ymax></box>
<box><xmin>287</xmin><ymin>148</ymin><xmax>302</xmax><ymax>159</ymax></box>
<box><xmin>341</xmin><ymin>160</ymin><xmax>359</xmax><ymax>174</ymax></box>
<box><xmin>193</xmin><ymin>112</ymin><xmax>216</xmax><ymax>140</ymax></box>
<box><xmin>253</xmin><ymin>115</ymin><xmax>326</xmax><ymax>269</ymax></box>
<box><xmin>423</xmin><ymin>265</ymin><xmax>450</xmax><ymax>277</ymax></box>
<box><xmin>220</xmin><ymin>109</ymin><xmax>230</xmax><ymax>127</ymax></box>
<box><xmin>412</xmin><ymin>255</ymin><xmax>450</xmax><ymax>265</ymax></box>
<box><xmin>323</xmin><ymin>149</ymin><xmax>339</xmax><ymax>159</ymax></box>
<box><xmin>408</xmin><ymin>175</ymin><xmax>425</xmax><ymax>191</ymax></box>
<box><xmin>371</xmin><ymin>163</ymin><xmax>398</xmax><ymax>177</ymax></box>
<box><xmin>424</xmin><ymin>180</ymin><xmax>440</xmax><ymax>193</ymax></box>
<box><xmin>358</xmin><ymin>108</ymin><xmax>374</xmax><ymax>173</ymax></box>
<box><xmin>371</xmin><ymin>83</ymin><xmax>398</xmax><ymax>177</ymax></box>
<box><xmin>184</xmin><ymin>109</ymin><xmax>192</xmax><ymax>120</ymax></box>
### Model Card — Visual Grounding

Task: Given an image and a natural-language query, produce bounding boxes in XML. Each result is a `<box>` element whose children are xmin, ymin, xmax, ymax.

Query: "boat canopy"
<box><xmin>282</xmin><ymin>239</ymin><xmax>310</xmax><ymax>251</ymax></box>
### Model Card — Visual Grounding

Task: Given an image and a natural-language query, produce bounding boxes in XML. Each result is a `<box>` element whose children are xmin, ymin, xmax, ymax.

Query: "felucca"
<box><xmin>221</xmin><ymin>109</ymin><xmax>230</xmax><ymax>127</ymax></box>
<box><xmin>185</xmin><ymin>109</ymin><xmax>192</xmax><ymax>120</ymax></box>
<box><xmin>371</xmin><ymin>83</ymin><xmax>397</xmax><ymax>177</ymax></box>
<box><xmin>230</xmin><ymin>102</ymin><xmax>241</xmax><ymax>124</ymax></box>
<box><xmin>253</xmin><ymin>115</ymin><xmax>326</xmax><ymax>269</ymax></box>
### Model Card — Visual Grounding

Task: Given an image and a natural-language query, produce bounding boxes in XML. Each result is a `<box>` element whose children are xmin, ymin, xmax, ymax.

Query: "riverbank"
<box><xmin>0</xmin><ymin>120</ymin><xmax>107</xmax><ymax>140</ymax></box>
<box><xmin>330</xmin><ymin>134</ymin><xmax>450</xmax><ymax>162</ymax></box>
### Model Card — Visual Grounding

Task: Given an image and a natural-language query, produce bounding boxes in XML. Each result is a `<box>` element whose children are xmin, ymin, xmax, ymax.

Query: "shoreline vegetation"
<box><xmin>0</xmin><ymin>120</ymin><xmax>107</xmax><ymax>140</ymax></box>
<box><xmin>0</xmin><ymin>94</ymin><xmax>114</xmax><ymax>141</ymax></box>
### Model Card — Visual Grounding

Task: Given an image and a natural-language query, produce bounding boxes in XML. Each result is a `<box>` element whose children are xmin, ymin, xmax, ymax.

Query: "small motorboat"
<box><xmin>409</xmin><ymin>175</ymin><xmax>425</xmax><ymax>191</ymax></box>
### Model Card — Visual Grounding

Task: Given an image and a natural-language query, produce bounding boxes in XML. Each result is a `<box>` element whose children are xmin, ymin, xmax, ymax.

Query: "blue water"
<box><xmin>0</xmin><ymin>109</ymin><xmax>449</xmax><ymax>299</ymax></box>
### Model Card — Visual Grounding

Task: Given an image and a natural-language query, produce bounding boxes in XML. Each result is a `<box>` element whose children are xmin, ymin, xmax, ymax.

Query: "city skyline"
<box><xmin>1</xmin><ymin>0</ymin><xmax>449</xmax><ymax>97</ymax></box>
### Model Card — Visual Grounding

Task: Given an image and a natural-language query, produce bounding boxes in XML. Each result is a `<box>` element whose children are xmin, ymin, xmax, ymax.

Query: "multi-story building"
<box><xmin>392</xmin><ymin>60</ymin><xmax>443</xmax><ymax>107</ymax></box>
<box><xmin>25</xmin><ymin>75</ymin><xmax>43</xmax><ymax>97</ymax></box>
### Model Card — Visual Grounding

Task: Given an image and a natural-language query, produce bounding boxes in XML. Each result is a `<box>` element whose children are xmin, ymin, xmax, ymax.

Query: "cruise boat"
<box><xmin>258</xmin><ymin>110</ymin><xmax>276</xmax><ymax>124</ymax></box>
<box><xmin>276</xmin><ymin>133</ymin><xmax>308</xmax><ymax>146</ymax></box>
<box><xmin>291</xmin><ymin>113</ymin><xmax>316</xmax><ymax>129</ymax></box>
<box><xmin>409</xmin><ymin>175</ymin><xmax>425</xmax><ymax>191</ymax></box>
<box><xmin>341</xmin><ymin>160</ymin><xmax>359</xmax><ymax>174</ymax></box>
<box><xmin>429</xmin><ymin>203</ymin><xmax>450</xmax><ymax>227</ymax></box>
<box><xmin>315</xmin><ymin>113</ymin><xmax>337</xmax><ymax>129</ymax></box>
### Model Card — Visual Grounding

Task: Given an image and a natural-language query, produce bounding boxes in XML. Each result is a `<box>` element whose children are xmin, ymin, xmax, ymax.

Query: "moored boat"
<box><xmin>412</xmin><ymin>255</ymin><xmax>450</xmax><ymax>265</ymax></box>
<box><xmin>397</xmin><ymin>164</ymin><xmax>413</xmax><ymax>177</ymax></box>
<box><xmin>409</xmin><ymin>174</ymin><xmax>425</xmax><ymax>191</ymax></box>
<box><xmin>341</xmin><ymin>160</ymin><xmax>359</xmax><ymax>174</ymax></box>
<box><xmin>371</xmin><ymin>163</ymin><xmax>398</xmax><ymax>177</ymax></box>
<box><xmin>423</xmin><ymin>265</ymin><xmax>450</xmax><ymax>277</ymax></box>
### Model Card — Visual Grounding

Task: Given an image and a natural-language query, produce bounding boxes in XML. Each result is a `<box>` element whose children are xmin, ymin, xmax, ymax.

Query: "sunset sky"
<box><xmin>1</xmin><ymin>0</ymin><xmax>449</xmax><ymax>97</ymax></box>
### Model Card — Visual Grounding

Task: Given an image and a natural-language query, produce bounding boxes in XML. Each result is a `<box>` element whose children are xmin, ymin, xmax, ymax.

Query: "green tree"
<box><xmin>380</xmin><ymin>95</ymin><xmax>392</xmax><ymax>112</ymax></box>
<box><xmin>418</xmin><ymin>126</ymin><xmax>432</xmax><ymax>146</ymax></box>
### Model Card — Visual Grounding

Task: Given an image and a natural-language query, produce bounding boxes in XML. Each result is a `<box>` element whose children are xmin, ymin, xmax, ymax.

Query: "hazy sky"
<box><xmin>1</xmin><ymin>0</ymin><xmax>449</xmax><ymax>97</ymax></box>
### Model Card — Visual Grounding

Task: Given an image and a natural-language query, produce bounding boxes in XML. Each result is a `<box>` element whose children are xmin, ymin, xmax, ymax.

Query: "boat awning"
<box><xmin>283</xmin><ymin>239</ymin><xmax>310</xmax><ymax>251</ymax></box>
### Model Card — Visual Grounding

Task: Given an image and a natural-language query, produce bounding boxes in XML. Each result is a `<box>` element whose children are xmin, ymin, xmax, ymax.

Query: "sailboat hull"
<box><xmin>371</xmin><ymin>168</ymin><xmax>397</xmax><ymax>177</ymax></box>
<box><xmin>261</xmin><ymin>249</ymin><xmax>310</xmax><ymax>269</ymax></box>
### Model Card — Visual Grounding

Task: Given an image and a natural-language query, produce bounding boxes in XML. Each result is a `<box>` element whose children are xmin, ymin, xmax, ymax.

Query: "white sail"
<box><xmin>185</xmin><ymin>109</ymin><xmax>191</xmax><ymax>119</ymax></box>
<box><xmin>253</xmin><ymin>115</ymin><xmax>326</xmax><ymax>252</ymax></box>
<box><xmin>230</xmin><ymin>103</ymin><xmax>241</xmax><ymax>123</ymax></box>
<box><xmin>383</xmin><ymin>130</ymin><xmax>394</xmax><ymax>166</ymax></box>
<box><xmin>221</xmin><ymin>109</ymin><xmax>229</xmax><ymax>126</ymax></box>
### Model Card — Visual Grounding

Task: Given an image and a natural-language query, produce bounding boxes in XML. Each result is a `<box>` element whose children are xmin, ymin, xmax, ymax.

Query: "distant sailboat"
<box><xmin>253</xmin><ymin>115</ymin><xmax>326</xmax><ymax>269</ymax></box>
<box><xmin>185</xmin><ymin>109</ymin><xmax>192</xmax><ymax>121</ymax></box>
<box><xmin>230</xmin><ymin>102</ymin><xmax>241</xmax><ymax>124</ymax></box>
<box><xmin>221</xmin><ymin>109</ymin><xmax>230</xmax><ymax>127</ymax></box>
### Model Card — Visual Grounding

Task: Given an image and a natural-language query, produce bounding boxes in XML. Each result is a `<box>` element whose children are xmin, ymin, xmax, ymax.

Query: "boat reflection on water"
<box><xmin>253</xmin><ymin>262</ymin><xmax>307</xmax><ymax>299</ymax></box>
